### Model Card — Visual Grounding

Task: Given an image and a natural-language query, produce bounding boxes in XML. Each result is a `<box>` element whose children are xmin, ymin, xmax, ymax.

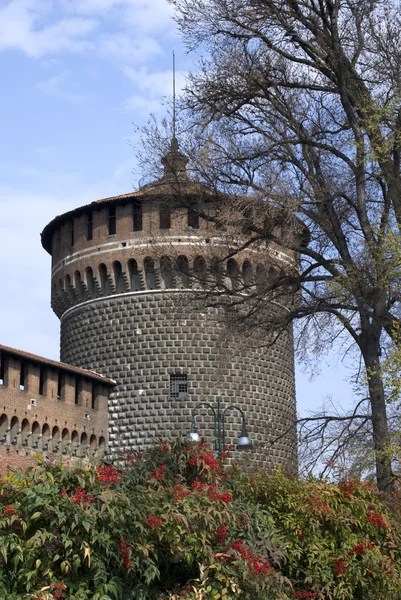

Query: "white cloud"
<box><xmin>0</xmin><ymin>1</ymin><xmax>97</xmax><ymax>57</ymax></box>
<box><xmin>122</xmin><ymin>94</ymin><xmax>164</xmax><ymax>113</ymax></box>
<box><xmin>0</xmin><ymin>0</ymin><xmax>174</xmax><ymax>61</ymax></box>
<box><xmin>123</xmin><ymin>65</ymin><xmax>186</xmax><ymax>97</ymax></box>
<box><xmin>36</xmin><ymin>72</ymin><xmax>85</xmax><ymax>103</ymax></box>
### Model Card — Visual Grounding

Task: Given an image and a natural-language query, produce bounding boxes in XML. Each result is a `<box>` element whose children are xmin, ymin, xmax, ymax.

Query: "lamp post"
<box><xmin>188</xmin><ymin>398</ymin><xmax>253</xmax><ymax>455</ymax></box>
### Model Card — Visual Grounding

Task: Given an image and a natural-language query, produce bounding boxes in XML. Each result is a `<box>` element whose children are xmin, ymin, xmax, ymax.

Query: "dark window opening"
<box><xmin>188</xmin><ymin>209</ymin><xmax>200</xmax><ymax>229</ymax></box>
<box><xmin>71</xmin><ymin>220</ymin><xmax>75</xmax><ymax>246</ymax></box>
<box><xmin>159</xmin><ymin>204</ymin><xmax>171</xmax><ymax>230</ymax></box>
<box><xmin>57</xmin><ymin>372</ymin><xmax>65</xmax><ymax>401</ymax></box>
<box><xmin>170</xmin><ymin>374</ymin><xmax>188</xmax><ymax>398</ymax></box>
<box><xmin>87</xmin><ymin>212</ymin><xmax>93</xmax><ymax>241</ymax></box>
<box><xmin>39</xmin><ymin>366</ymin><xmax>46</xmax><ymax>396</ymax></box>
<box><xmin>108</xmin><ymin>206</ymin><xmax>116</xmax><ymax>235</ymax></box>
<box><xmin>19</xmin><ymin>362</ymin><xmax>26</xmax><ymax>391</ymax></box>
<box><xmin>0</xmin><ymin>353</ymin><xmax>4</xmax><ymax>385</ymax></box>
<box><xmin>75</xmin><ymin>378</ymin><xmax>81</xmax><ymax>405</ymax></box>
<box><xmin>133</xmin><ymin>200</ymin><xmax>143</xmax><ymax>231</ymax></box>
<box><xmin>91</xmin><ymin>383</ymin><xmax>99</xmax><ymax>410</ymax></box>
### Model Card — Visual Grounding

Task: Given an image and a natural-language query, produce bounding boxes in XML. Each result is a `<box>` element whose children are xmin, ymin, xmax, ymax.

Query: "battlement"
<box><xmin>0</xmin><ymin>344</ymin><xmax>114</xmax><ymax>458</ymax></box>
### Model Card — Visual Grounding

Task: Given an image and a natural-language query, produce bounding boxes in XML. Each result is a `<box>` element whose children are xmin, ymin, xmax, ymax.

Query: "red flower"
<box><xmin>333</xmin><ymin>558</ymin><xmax>346</xmax><ymax>575</ymax></box>
<box><xmin>3</xmin><ymin>505</ymin><xmax>20</xmax><ymax>517</ymax></box>
<box><xmin>172</xmin><ymin>484</ymin><xmax>191</xmax><ymax>501</ymax></box>
<box><xmin>367</xmin><ymin>511</ymin><xmax>388</xmax><ymax>529</ymax></box>
<box><xmin>215</xmin><ymin>525</ymin><xmax>228</xmax><ymax>544</ymax></box>
<box><xmin>70</xmin><ymin>487</ymin><xmax>94</xmax><ymax>507</ymax></box>
<box><xmin>338</xmin><ymin>480</ymin><xmax>356</xmax><ymax>499</ymax></box>
<box><xmin>146</xmin><ymin>515</ymin><xmax>163</xmax><ymax>529</ymax></box>
<box><xmin>120</xmin><ymin>537</ymin><xmax>132</xmax><ymax>570</ymax></box>
<box><xmin>294</xmin><ymin>592</ymin><xmax>317</xmax><ymax>599</ymax></box>
<box><xmin>151</xmin><ymin>465</ymin><xmax>166</xmax><ymax>481</ymax></box>
<box><xmin>96</xmin><ymin>464</ymin><xmax>124</xmax><ymax>485</ymax></box>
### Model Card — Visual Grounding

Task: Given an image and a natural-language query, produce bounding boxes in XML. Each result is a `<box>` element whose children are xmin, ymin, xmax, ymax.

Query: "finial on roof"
<box><xmin>160</xmin><ymin>51</ymin><xmax>189</xmax><ymax>181</ymax></box>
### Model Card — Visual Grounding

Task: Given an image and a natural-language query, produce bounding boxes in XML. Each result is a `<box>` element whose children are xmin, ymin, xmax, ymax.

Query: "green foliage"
<box><xmin>0</xmin><ymin>442</ymin><xmax>400</xmax><ymax>599</ymax></box>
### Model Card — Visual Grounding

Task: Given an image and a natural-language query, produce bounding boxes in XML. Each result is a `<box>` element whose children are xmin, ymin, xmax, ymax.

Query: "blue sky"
<box><xmin>0</xmin><ymin>0</ymin><xmax>354</xmax><ymax>417</ymax></box>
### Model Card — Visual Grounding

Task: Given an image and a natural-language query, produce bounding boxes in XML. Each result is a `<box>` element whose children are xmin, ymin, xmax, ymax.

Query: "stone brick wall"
<box><xmin>61</xmin><ymin>291</ymin><xmax>297</xmax><ymax>472</ymax></box>
<box><xmin>0</xmin><ymin>345</ymin><xmax>112</xmax><ymax>461</ymax></box>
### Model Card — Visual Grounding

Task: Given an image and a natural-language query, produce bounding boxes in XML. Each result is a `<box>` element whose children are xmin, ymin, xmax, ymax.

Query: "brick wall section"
<box><xmin>0</xmin><ymin>346</ymin><xmax>113</xmax><ymax>461</ymax></box>
<box><xmin>60</xmin><ymin>292</ymin><xmax>297</xmax><ymax>472</ymax></box>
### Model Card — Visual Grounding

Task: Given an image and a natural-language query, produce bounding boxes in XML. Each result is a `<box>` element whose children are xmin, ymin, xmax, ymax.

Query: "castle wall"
<box><xmin>0</xmin><ymin>345</ymin><xmax>112</xmax><ymax>462</ymax></box>
<box><xmin>60</xmin><ymin>291</ymin><xmax>297</xmax><ymax>472</ymax></box>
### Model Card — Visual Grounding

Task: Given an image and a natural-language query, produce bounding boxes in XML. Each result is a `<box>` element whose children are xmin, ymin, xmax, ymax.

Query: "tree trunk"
<box><xmin>360</xmin><ymin>328</ymin><xmax>394</xmax><ymax>492</ymax></box>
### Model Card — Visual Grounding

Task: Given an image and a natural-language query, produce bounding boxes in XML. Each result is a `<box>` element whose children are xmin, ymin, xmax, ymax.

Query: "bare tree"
<box><xmin>144</xmin><ymin>0</ymin><xmax>401</xmax><ymax>491</ymax></box>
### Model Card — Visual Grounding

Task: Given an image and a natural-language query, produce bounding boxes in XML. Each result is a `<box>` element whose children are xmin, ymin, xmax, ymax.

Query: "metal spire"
<box><xmin>172</xmin><ymin>49</ymin><xmax>176</xmax><ymax>139</ymax></box>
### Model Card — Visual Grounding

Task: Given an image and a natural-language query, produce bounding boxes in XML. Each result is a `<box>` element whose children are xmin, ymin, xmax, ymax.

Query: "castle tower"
<box><xmin>41</xmin><ymin>142</ymin><xmax>298</xmax><ymax>470</ymax></box>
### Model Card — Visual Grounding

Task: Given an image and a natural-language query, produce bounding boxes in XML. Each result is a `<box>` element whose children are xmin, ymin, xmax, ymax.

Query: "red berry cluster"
<box><xmin>158</xmin><ymin>440</ymin><xmax>170</xmax><ymax>452</ymax></box>
<box><xmin>333</xmin><ymin>558</ymin><xmax>346</xmax><ymax>575</ymax></box>
<box><xmin>294</xmin><ymin>591</ymin><xmax>317</xmax><ymax>599</ymax></box>
<box><xmin>231</xmin><ymin>540</ymin><xmax>274</xmax><ymax>576</ymax></box>
<box><xmin>151</xmin><ymin>465</ymin><xmax>166</xmax><ymax>481</ymax></box>
<box><xmin>120</xmin><ymin>537</ymin><xmax>131</xmax><ymax>570</ymax></box>
<box><xmin>53</xmin><ymin>582</ymin><xmax>67</xmax><ymax>599</ymax></box>
<box><xmin>96</xmin><ymin>464</ymin><xmax>124</xmax><ymax>485</ymax></box>
<box><xmin>306</xmin><ymin>495</ymin><xmax>330</xmax><ymax>515</ymax></box>
<box><xmin>188</xmin><ymin>443</ymin><xmax>221</xmax><ymax>473</ymax></box>
<box><xmin>70</xmin><ymin>487</ymin><xmax>94</xmax><ymax>507</ymax></box>
<box><xmin>215</xmin><ymin>525</ymin><xmax>228</xmax><ymax>544</ymax></box>
<box><xmin>367</xmin><ymin>511</ymin><xmax>388</xmax><ymax>529</ymax></box>
<box><xmin>191</xmin><ymin>479</ymin><xmax>232</xmax><ymax>504</ymax></box>
<box><xmin>146</xmin><ymin>515</ymin><xmax>163</xmax><ymax>529</ymax></box>
<box><xmin>348</xmin><ymin>540</ymin><xmax>373</xmax><ymax>556</ymax></box>
<box><xmin>172</xmin><ymin>484</ymin><xmax>191</xmax><ymax>501</ymax></box>
<box><xmin>338</xmin><ymin>480</ymin><xmax>356</xmax><ymax>499</ymax></box>
<box><xmin>3</xmin><ymin>505</ymin><xmax>20</xmax><ymax>517</ymax></box>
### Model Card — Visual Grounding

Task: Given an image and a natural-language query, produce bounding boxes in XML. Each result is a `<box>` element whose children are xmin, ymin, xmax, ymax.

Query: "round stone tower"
<box><xmin>41</xmin><ymin>140</ymin><xmax>298</xmax><ymax>471</ymax></box>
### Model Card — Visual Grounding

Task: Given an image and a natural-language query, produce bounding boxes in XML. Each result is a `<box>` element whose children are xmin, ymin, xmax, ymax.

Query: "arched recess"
<box><xmin>0</xmin><ymin>414</ymin><xmax>8</xmax><ymax>444</ymax></box>
<box><xmin>41</xmin><ymin>423</ymin><xmax>51</xmax><ymax>451</ymax></box>
<box><xmin>61</xmin><ymin>428</ymin><xmax>70</xmax><ymax>454</ymax></box>
<box><xmin>193</xmin><ymin>256</ymin><xmax>207</xmax><ymax>286</ymax></box>
<box><xmin>128</xmin><ymin>259</ymin><xmax>142</xmax><ymax>291</ymax></box>
<box><xmin>144</xmin><ymin>257</ymin><xmax>157</xmax><ymax>290</ymax></box>
<box><xmin>71</xmin><ymin>430</ymin><xmax>79</xmax><ymax>456</ymax></box>
<box><xmin>98</xmin><ymin>436</ymin><xmax>106</xmax><ymax>456</ymax></box>
<box><xmin>256</xmin><ymin>264</ymin><xmax>267</xmax><ymax>290</ymax></box>
<box><xmin>160</xmin><ymin>256</ymin><xmax>173</xmax><ymax>289</ymax></box>
<box><xmin>211</xmin><ymin>257</ymin><xmax>223</xmax><ymax>287</ymax></box>
<box><xmin>74</xmin><ymin>271</ymin><xmax>85</xmax><ymax>301</ymax></box>
<box><xmin>113</xmin><ymin>261</ymin><xmax>124</xmax><ymax>294</ymax></box>
<box><xmin>31</xmin><ymin>421</ymin><xmax>40</xmax><ymax>449</ymax></box>
<box><xmin>176</xmin><ymin>255</ymin><xmax>189</xmax><ymax>287</ymax></box>
<box><xmin>21</xmin><ymin>418</ymin><xmax>30</xmax><ymax>447</ymax></box>
<box><xmin>227</xmin><ymin>258</ymin><xmax>239</xmax><ymax>290</ymax></box>
<box><xmin>52</xmin><ymin>426</ymin><xmax>61</xmax><ymax>453</ymax></box>
<box><xmin>86</xmin><ymin>267</ymin><xmax>95</xmax><ymax>297</ymax></box>
<box><xmin>90</xmin><ymin>434</ymin><xmax>97</xmax><ymax>456</ymax></box>
<box><xmin>65</xmin><ymin>274</ymin><xmax>75</xmax><ymax>304</ymax></box>
<box><xmin>10</xmin><ymin>416</ymin><xmax>20</xmax><ymax>446</ymax></box>
<box><xmin>80</xmin><ymin>432</ymin><xmax>88</xmax><ymax>457</ymax></box>
<box><xmin>57</xmin><ymin>278</ymin><xmax>64</xmax><ymax>292</ymax></box>
<box><xmin>99</xmin><ymin>264</ymin><xmax>109</xmax><ymax>295</ymax></box>
<box><xmin>242</xmin><ymin>261</ymin><xmax>253</xmax><ymax>288</ymax></box>
<box><xmin>268</xmin><ymin>266</ymin><xmax>280</xmax><ymax>285</ymax></box>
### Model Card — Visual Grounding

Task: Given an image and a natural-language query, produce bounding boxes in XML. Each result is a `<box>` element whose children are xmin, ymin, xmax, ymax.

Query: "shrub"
<box><xmin>0</xmin><ymin>442</ymin><xmax>400</xmax><ymax>599</ymax></box>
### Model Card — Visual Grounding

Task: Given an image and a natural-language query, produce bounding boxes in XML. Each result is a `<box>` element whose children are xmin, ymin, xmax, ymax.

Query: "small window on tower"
<box><xmin>20</xmin><ymin>361</ymin><xmax>26</xmax><ymax>391</ymax></box>
<box><xmin>39</xmin><ymin>366</ymin><xmax>46</xmax><ymax>396</ymax></box>
<box><xmin>188</xmin><ymin>208</ymin><xmax>200</xmax><ymax>229</ymax></box>
<box><xmin>170</xmin><ymin>374</ymin><xmax>188</xmax><ymax>399</ymax></box>
<box><xmin>87</xmin><ymin>212</ymin><xmax>93</xmax><ymax>241</ymax></box>
<box><xmin>70</xmin><ymin>220</ymin><xmax>75</xmax><ymax>247</ymax></box>
<box><xmin>133</xmin><ymin>200</ymin><xmax>143</xmax><ymax>232</ymax></box>
<box><xmin>108</xmin><ymin>206</ymin><xmax>116</xmax><ymax>235</ymax></box>
<box><xmin>0</xmin><ymin>353</ymin><xmax>4</xmax><ymax>385</ymax></box>
<box><xmin>159</xmin><ymin>204</ymin><xmax>171</xmax><ymax>230</ymax></box>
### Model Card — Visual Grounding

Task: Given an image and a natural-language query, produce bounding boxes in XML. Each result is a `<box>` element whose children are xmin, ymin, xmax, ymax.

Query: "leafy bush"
<box><xmin>0</xmin><ymin>442</ymin><xmax>400</xmax><ymax>599</ymax></box>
